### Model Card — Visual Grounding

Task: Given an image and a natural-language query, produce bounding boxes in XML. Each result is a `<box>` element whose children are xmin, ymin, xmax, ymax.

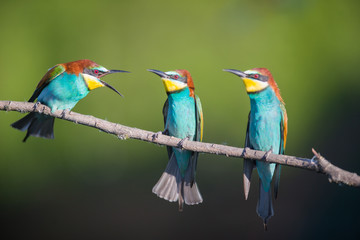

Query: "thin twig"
<box><xmin>1</xmin><ymin>100</ymin><xmax>359</xmax><ymax>187</ymax></box>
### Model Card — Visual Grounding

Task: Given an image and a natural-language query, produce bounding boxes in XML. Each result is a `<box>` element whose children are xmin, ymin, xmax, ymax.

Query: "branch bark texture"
<box><xmin>1</xmin><ymin>100</ymin><xmax>359</xmax><ymax>187</ymax></box>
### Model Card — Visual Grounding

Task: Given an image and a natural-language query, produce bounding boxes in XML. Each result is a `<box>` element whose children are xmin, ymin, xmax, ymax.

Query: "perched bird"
<box><xmin>224</xmin><ymin>68</ymin><xmax>288</xmax><ymax>229</ymax></box>
<box><xmin>147</xmin><ymin>69</ymin><xmax>203</xmax><ymax>211</ymax></box>
<box><xmin>11</xmin><ymin>59</ymin><xmax>128</xmax><ymax>142</ymax></box>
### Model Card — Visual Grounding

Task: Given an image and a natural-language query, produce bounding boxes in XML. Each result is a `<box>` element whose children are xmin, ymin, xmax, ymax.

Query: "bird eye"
<box><xmin>174</xmin><ymin>75</ymin><xmax>179</xmax><ymax>80</ymax></box>
<box><xmin>253</xmin><ymin>74</ymin><xmax>259</xmax><ymax>79</ymax></box>
<box><xmin>94</xmin><ymin>69</ymin><xmax>99</xmax><ymax>74</ymax></box>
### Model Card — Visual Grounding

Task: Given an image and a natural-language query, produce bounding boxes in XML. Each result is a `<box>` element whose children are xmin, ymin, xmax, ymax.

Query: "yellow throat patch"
<box><xmin>242</xmin><ymin>78</ymin><xmax>268</xmax><ymax>93</ymax></box>
<box><xmin>162</xmin><ymin>78</ymin><xmax>187</xmax><ymax>93</ymax></box>
<box><xmin>83</xmin><ymin>74</ymin><xmax>104</xmax><ymax>90</ymax></box>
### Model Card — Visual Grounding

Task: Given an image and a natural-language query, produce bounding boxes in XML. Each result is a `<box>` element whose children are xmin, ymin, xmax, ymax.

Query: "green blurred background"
<box><xmin>0</xmin><ymin>0</ymin><xmax>359</xmax><ymax>239</ymax></box>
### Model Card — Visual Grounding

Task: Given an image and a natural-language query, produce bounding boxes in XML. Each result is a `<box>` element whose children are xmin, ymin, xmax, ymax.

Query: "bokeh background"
<box><xmin>0</xmin><ymin>0</ymin><xmax>359</xmax><ymax>239</ymax></box>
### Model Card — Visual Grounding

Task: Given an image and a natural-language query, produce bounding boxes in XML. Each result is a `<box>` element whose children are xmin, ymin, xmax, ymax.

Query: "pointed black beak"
<box><xmin>99</xmin><ymin>69</ymin><xmax>129</xmax><ymax>97</ymax></box>
<box><xmin>109</xmin><ymin>69</ymin><xmax>130</xmax><ymax>74</ymax></box>
<box><xmin>223</xmin><ymin>69</ymin><xmax>248</xmax><ymax>78</ymax></box>
<box><xmin>100</xmin><ymin>69</ymin><xmax>130</xmax><ymax>77</ymax></box>
<box><xmin>100</xmin><ymin>80</ymin><xmax>124</xmax><ymax>97</ymax></box>
<box><xmin>147</xmin><ymin>69</ymin><xmax>168</xmax><ymax>78</ymax></box>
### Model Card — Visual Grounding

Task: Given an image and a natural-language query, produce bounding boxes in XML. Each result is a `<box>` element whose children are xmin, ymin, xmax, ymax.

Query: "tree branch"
<box><xmin>1</xmin><ymin>100</ymin><xmax>359</xmax><ymax>187</ymax></box>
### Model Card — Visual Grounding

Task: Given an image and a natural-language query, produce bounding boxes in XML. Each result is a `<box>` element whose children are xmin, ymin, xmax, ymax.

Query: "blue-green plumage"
<box><xmin>248</xmin><ymin>87</ymin><xmax>282</xmax><ymax>191</ymax></box>
<box><xmin>38</xmin><ymin>72</ymin><xmax>90</xmax><ymax>112</ymax></box>
<box><xmin>224</xmin><ymin>67</ymin><xmax>288</xmax><ymax>230</ymax></box>
<box><xmin>148</xmin><ymin>69</ymin><xmax>203</xmax><ymax>211</ymax></box>
<box><xmin>166</xmin><ymin>87</ymin><xmax>196</xmax><ymax>176</ymax></box>
<box><xmin>11</xmin><ymin>59</ymin><xmax>126</xmax><ymax>142</ymax></box>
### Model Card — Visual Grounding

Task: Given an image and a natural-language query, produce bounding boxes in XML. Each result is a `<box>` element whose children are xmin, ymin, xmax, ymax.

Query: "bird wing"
<box><xmin>28</xmin><ymin>64</ymin><xmax>65</xmax><ymax>102</ymax></box>
<box><xmin>244</xmin><ymin>112</ymin><xmax>251</xmax><ymax>148</ymax></box>
<box><xmin>195</xmin><ymin>95</ymin><xmax>203</xmax><ymax>142</ymax></box>
<box><xmin>162</xmin><ymin>99</ymin><xmax>173</xmax><ymax>159</ymax></box>
<box><xmin>243</xmin><ymin>112</ymin><xmax>255</xmax><ymax>200</ymax></box>
<box><xmin>274</xmin><ymin>103</ymin><xmax>288</xmax><ymax>199</ymax></box>
<box><xmin>279</xmin><ymin>103</ymin><xmax>288</xmax><ymax>154</ymax></box>
<box><xmin>188</xmin><ymin>95</ymin><xmax>203</xmax><ymax>186</ymax></box>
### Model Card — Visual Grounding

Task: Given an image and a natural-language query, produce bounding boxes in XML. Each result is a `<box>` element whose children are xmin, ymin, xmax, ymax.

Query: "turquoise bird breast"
<box><xmin>37</xmin><ymin>72</ymin><xmax>89</xmax><ymax>112</ymax></box>
<box><xmin>166</xmin><ymin>87</ymin><xmax>196</xmax><ymax>176</ymax></box>
<box><xmin>248</xmin><ymin>86</ymin><xmax>282</xmax><ymax>191</ymax></box>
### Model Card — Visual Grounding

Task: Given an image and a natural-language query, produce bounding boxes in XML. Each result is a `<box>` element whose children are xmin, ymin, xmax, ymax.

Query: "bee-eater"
<box><xmin>147</xmin><ymin>69</ymin><xmax>203</xmax><ymax>211</ymax></box>
<box><xmin>224</xmin><ymin>68</ymin><xmax>288</xmax><ymax>229</ymax></box>
<box><xmin>11</xmin><ymin>59</ymin><xmax>128</xmax><ymax>142</ymax></box>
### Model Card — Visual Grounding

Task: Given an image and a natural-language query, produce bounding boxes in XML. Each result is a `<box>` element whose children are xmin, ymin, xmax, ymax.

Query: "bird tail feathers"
<box><xmin>243</xmin><ymin>159</ymin><xmax>255</xmax><ymax>200</ymax></box>
<box><xmin>152</xmin><ymin>153</ymin><xmax>203</xmax><ymax>211</ymax></box>
<box><xmin>183</xmin><ymin>162</ymin><xmax>203</xmax><ymax>206</ymax></box>
<box><xmin>11</xmin><ymin>112</ymin><xmax>55</xmax><ymax>142</ymax></box>
<box><xmin>152</xmin><ymin>153</ymin><xmax>181</xmax><ymax>203</ymax></box>
<box><xmin>256</xmin><ymin>179</ymin><xmax>274</xmax><ymax>230</ymax></box>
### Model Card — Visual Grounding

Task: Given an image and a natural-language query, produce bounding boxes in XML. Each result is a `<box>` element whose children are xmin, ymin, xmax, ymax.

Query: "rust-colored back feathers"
<box><xmin>35</xmin><ymin>59</ymin><xmax>98</xmax><ymax>89</ymax></box>
<box><xmin>63</xmin><ymin>59</ymin><xmax>98</xmax><ymax>74</ymax></box>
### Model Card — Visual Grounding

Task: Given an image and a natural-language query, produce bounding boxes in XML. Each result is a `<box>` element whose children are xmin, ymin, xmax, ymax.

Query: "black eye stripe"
<box><xmin>248</xmin><ymin>74</ymin><xmax>268</xmax><ymax>82</ymax></box>
<box><xmin>169</xmin><ymin>74</ymin><xmax>187</xmax><ymax>83</ymax></box>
